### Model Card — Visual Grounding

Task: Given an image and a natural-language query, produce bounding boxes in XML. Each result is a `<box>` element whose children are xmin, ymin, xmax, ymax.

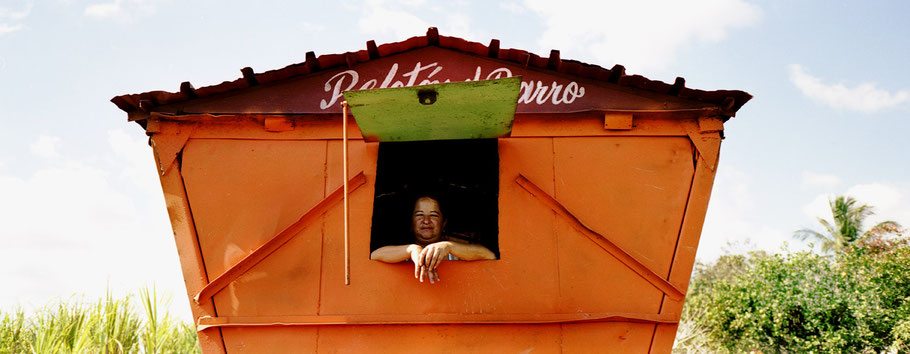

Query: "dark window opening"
<box><xmin>370</xmin><ymin>139</ymin><xmax>500</xmax><ymax>258</ymax></box>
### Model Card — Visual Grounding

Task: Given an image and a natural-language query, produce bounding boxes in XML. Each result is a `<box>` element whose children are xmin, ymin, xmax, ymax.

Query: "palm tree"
<box><xmin>794</xmin><ymin>195</ymin><xmax>902</xmax><ymax>253</ymax></box>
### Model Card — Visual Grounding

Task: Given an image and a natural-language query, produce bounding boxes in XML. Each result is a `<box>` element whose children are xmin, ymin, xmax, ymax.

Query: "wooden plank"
<box><xmin>162</xmin><ymin>117</ymin><xmax>364</xmax><ymax>141</ymax></box>
<box><xmin>221</xmin><ymin>327</ymin><xmax>317</xmax><ymax>353</ymax></box>
<box><xmin>195</xmin><ymin>173</ymin><xmax>366</xmax><ymax>304</ymax></box>
<box><xmin>179</xmin><ymin>139</ymin><xmax>331</xmax><ymax>317</ymax></box>
<box><xmin>649</xmin><ymin>323</ymin><xmax>679</xmax><ymax>354</ymax></box>
<box><xmin>511</xmin><ymin>115</ymin><xmax>689</xmax><ymax>138</ymax></box>
<box><xmin>180</xmin><ymin>139</ymin><xmax>329</xmax><ymax>279</ymax></box>
<box><xmin>515</xmin><ymin>175</ymin><xmax>684</xmax><ymax>301</ymax></box>
<box><xmin>316</xmin><ymin>324</ymin><xmax>560</xmax><ymax>353</ymax></box>
<box><xmin>154</xmin><ymin>157</ymin><xmax>226</xmax><ymax>354</ymax></box>
<box><xmin>649</xmin><ymin>140</ymin><xmax>721</xmax><ymax>351</ymax></box>
<box><xmin>148</xmin><ymin>110</ymin><xmax>713</xmax><ymax>141</ymax></box>
<box><xmin>552</xmin><ymin>136</ymin><xmax>693</xmax><ymax>283</ymax></box>
<box><xmin>497</xmin><ymin>138</ymin><xmax>560</xmax><ymax>312</ymax></box>
<box><xmin>562</xmin><ymin>323</ymin><xmax>657</xmax><ymax>353</ymax></box>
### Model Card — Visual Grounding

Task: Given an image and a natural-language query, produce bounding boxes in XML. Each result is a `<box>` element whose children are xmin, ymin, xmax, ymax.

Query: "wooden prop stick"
<box><xmin>342</xmin><ymin>101</ymin><xmax>351</xmax><ymax>285</ymax></box>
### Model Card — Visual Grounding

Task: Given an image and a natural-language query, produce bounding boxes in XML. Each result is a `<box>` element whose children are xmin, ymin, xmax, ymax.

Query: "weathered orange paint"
<box><xmin>140</xmin><ymin>113</ymin><xmax>723</xmax><ymax>353</ymax></box>
<box><xmin>116</xmin><ymin>33</ymin><xmax>748</xmax><ymax>353</ymax></box>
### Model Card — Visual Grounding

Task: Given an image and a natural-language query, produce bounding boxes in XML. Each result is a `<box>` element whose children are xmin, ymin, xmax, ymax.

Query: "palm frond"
<box><xmin>794</xmin><ymin>228</ymin><xmax>826</xmax><ymax>242</ymax></box>
<box><xmin>794</xmin><ymin>194</ymin><xmax>892</xmax><ymax>254</ymax></box>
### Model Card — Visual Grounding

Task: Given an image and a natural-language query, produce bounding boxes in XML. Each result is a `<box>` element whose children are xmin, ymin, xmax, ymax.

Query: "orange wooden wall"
<box><xmin>150</xmin><ymin>112</ymin><xmax>722</xmax><ymax>353</ymax></box>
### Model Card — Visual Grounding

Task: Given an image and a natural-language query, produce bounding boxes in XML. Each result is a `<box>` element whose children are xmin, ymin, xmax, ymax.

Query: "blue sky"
<box><xmin>1</xmin><ymin>0</ymin><xmax>908</xmax><ymax>322</ymax></box>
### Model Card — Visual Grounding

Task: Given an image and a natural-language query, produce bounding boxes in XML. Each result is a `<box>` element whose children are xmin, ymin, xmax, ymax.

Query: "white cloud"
<box><xmin>0</xmin><ymin>1</ymin><xmax>31</xmax><ymax>37</ymax></box>
<box><xmin>357</xmin><ymin>0</ymin><xmax>430</xmax><ymax>39</ymax></box>
<box><xmin>29</xmin><ymin>134</ymin><xmax>63</xmax><ymax>159</ymax></box>
<box><xmin>789</xmin><ymin>64</ymin><xmax>910</xmax><ymax>113</ymax></box>
<box><xmin>802</xmin><ymin>193</ymin><xmax>834</xmax><ymax>223</ymax></box>
<box><xmin>525</xmin><ymin>0</ymin><xmax>762</xmax><ymax>73</ymax></box>
<box><xmin>499</xmin><ymin>2</ymin><xmax>525</xmax><ymax>14</ymax></box>
<box><xmin>84</xmin><ymin>0</ymin><xmax>158</xmax><ymax>22</ymax></box>
<box><xmin>107</xmin><ymin>130</ymin><xmax>160</xmax><ymax>197</ymax></box>
<box><xmin>0</xmin><ymin>1</ymin><xmax>31</xmax><ymax>21</ymax></box>
<box><xmin>698</xmin><ymin>165</ymin><xmax>791</xmax><ymax>261</ymax></box>
<box><xmin>354</xmin><ymin>0</ymin><xmax>482</xmax><ymax>42</ymax></box>
<box><xmin>398</xmin><ymin>0</ymin><xmax>427</xmax><ymax>6</ymax></box>
<box><xmin>845</xmin><ymin>183</ymin><xmax>910</xmax><ymax>226</ymax></box>
<box><xmin>801</xmin><ymin>170</ymin><xmax>841</xmax><ymax>190</ymax></box>
<box><xmin>442</xmin><ymin>11</ymin><xmax>482</xmax><ymax>42</ymax></box>
<box><xmin>0</xmin><ymin>130</ymin><xmax>190</xmax><ymax>321</ymax></box>
<box><xmin>0</xmin><ymin>23</ymin><xmax>22</xmax><ymax>37</ymax></box>
<box><xmin>84</xmin><ymin>0</ymin><xmax>124</xmax><ymax>18</ymax></box>
<box><xmin>298</xmin><ymin>21</ymin><xmax>326</xmax><ymax>33</ymax></box>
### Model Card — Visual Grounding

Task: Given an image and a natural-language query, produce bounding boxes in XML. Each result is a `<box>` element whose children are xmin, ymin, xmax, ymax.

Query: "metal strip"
<box><xmin>197</xmin><ymin>312</ymin><xmax>678</xmax><ymax>331</ymax></box>
<box><xmin>515</xmin><ymin>174</ymin><xmax>685</xmax><ymax>301</ymax></box>
<box><xmin>194</xmin><ymin>172</ymin><xmax>367</xmax><ymax>304</ymax></box>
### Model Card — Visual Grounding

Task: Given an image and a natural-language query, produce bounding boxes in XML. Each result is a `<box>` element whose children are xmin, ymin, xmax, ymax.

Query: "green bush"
<box><xmin>0</xmin><ymin>289</ymin><xmax>199</xmax><ymax>353</ymax></box>
<box><xmin>681</xmin><ymin>236</ymin><xmax>910</xmax><ymax>353</ymax></box>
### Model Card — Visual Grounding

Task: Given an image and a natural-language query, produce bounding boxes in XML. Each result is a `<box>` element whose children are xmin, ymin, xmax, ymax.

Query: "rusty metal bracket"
<box><xmin>604</xmin><ymin>112</ymin><xmax>633</xmax><ymax>130</ymax></box>
<box><xmin>194</xmin><ymin>172</ymin><xmax>367</xmax><ymax>304</ymax></box>
<box><xmin>128</xmin><ymin>110</ymin><xmax>150</xmax><ymax>122</ymax></box>
<box><xmin>145</xmin><ymin>116</ymin><xmax>161</xmax><ymax>134</ymax></box>
<box><xmin>149</xmin><ymin>122</ymin><xmax>197</xmax><ymax>176</ymax></box>
<box><xmin>681</xmin><ymin>119</ymin><xmax>722</xmax><ymax>171</ymax></box>
<box><xmin>515</xmin><ymin>175</ymin><xmax>685</xmax><ymax>301</ymax></box>
<box><xmin>196</xmin><ymin>311</ymin><xmax>678</xmax><ymax>331</ymax></box>
<box><xmin>697</xmin><ymin>116</ymin><xmax>724</xmax><ymax>133</ymax></box>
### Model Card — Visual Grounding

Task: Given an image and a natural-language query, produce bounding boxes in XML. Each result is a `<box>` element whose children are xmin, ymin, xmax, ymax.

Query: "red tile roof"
<box><xmin>111</xmin><ymin>27</ymin><xmax>751</xmax><ymax>119</ymax></box>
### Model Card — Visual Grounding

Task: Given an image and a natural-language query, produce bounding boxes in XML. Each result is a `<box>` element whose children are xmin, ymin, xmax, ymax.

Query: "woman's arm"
<box><xmin>449</xmin><ymin>242</ymin><xmax>496</xmax><ymax>261</ymax></box>
<box><xmin>420</xmin><ymin>241</ymin><xmax>495</xmax><ymax>271</ymax></box>
<box><xmin>371</xmin><ymin>244</ymin><xmax>440</xmax><ymax>283</ymax></box>
<box><xmin>370</xmin><ymin>244</ymin><xmax>422</xmax><ymax>263</ymax></box>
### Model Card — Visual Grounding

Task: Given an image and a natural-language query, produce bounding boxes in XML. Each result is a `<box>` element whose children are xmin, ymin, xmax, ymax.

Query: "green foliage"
<box><xmin>681</xmin><ymin>235</ymin><xmax>910</xmax><ymax>352</ymax></box>
<box><xmin>794</xmin><ymin>195</ymin><xmax>903</xmax><ymax>254</ymax></box>
<box><xmin>0</xmin><ymin>289</ymin><xmax>200</xmax><ymax>353</ymax></box>
<box><xmin>138</xmin><ymin>287</ymin><xmax>200</xmax><ymax>354</ymax></box>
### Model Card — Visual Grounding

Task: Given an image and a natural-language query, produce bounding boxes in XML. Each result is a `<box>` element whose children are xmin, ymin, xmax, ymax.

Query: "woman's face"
<box><xmin>412</xmin><ymin>197</ymin><xmax>445</xmax><ymax>244</ymax></box>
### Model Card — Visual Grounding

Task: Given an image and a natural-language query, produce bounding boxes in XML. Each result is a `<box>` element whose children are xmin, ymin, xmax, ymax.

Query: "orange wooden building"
<box><xmin>112</xmin><ymin>28</ymin><xmax>751</xmax><ymax>353</ymax></box>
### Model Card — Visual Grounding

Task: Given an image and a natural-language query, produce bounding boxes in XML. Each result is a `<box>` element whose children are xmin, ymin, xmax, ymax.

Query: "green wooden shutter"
<box><xmin>343</xmin><ymin>76</ymin><xmax>521</xmax><ymax>142</ymax></box>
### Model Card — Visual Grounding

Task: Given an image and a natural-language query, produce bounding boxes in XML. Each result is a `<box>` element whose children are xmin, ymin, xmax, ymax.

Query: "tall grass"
<box><xmin>0</xmin><ymin>289</ymin><xmax>199</xmax><ymax>353</ymax></box>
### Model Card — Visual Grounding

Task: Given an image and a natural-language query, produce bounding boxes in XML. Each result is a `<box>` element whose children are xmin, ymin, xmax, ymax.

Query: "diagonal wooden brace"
<box><xmin>194</xmin><ymin>172</ymin><xmax>367</xmax><ymax>304</ymax></box>
<box><xmin>515</xmin><ymin>174</ymin><xmax>684</xmax><ymax>301</ymax></box>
